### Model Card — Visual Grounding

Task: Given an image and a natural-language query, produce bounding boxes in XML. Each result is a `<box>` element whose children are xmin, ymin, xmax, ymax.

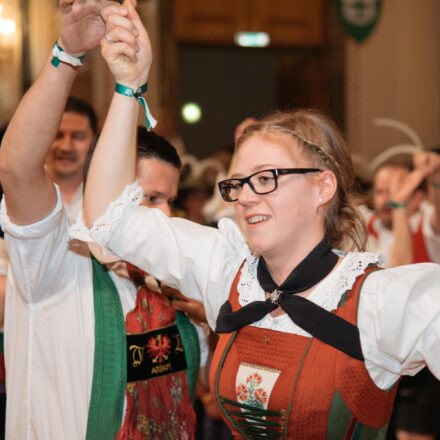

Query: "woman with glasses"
<box><xmin>78</xmin><ymin>3</ymin><xmax>440</xmax><ymax>438</ymax></box>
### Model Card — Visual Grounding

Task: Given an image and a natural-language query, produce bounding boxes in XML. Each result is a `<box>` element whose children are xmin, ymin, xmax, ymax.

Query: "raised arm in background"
<box><xmin>0</xmin><ymin>0</ymin><xmax>116</xmax><ymax>225</ymax></box>
<box><xmin>83</xmin><ymin>0</ymin><xmax>151</xmax><ymax>226</ymax></box>
<box><xmin>387</xmin><ymin>167</ymin><xmax>423</xmax><ymax>266</ymax></box>
<box><xmin>387</xmin><ymin>151</ymin><xmax>440</xmax><ymax>267</ymax></box>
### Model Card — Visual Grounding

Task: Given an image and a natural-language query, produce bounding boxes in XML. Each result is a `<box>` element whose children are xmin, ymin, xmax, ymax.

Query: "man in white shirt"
<box><xmin>363</xmin><ymin>157</ymin><xmax>440</xmax><ymax>440</ymax></box>
<box><xmin>0</xmin><ymin>1</ymin><xmax>202</xmax><ymax>438</ymax></box>
<box><xmin>364</xmin><ymin>155</ymin><xmax>440</xmax><ymax>267</ymax></box>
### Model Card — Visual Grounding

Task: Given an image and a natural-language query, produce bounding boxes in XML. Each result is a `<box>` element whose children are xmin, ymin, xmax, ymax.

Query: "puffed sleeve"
<box><xmin>74</xmin><ymin>181</ymin><xmax>250</xmax><ymax>330</ymax></box>
<box><xmin>1</xmin><ymin>184</ymin><xmax>89</xmax><ymax>304</ymax></box>
<box><xmin>358</xmin><ymin>263</ymin><xmax>440</xmax><ymax>390</ymax></box>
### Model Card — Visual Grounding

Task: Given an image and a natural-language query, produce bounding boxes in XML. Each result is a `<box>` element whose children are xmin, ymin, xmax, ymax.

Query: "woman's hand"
<box><xmin>389</xmin><ymin>167</ymin><xmax>425</xmax><ymax>205</ymax></box>
<box><xmin>100</xmin><ymin>0</ymin><xmax>152</xmax><ymax>90</ymax></box>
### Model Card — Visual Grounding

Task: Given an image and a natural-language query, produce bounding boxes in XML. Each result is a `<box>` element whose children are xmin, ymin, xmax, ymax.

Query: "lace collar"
<box><xmin>237</xmin><ymin>251</ymin><xmax>383</xmax><ymax>336</ymax></box>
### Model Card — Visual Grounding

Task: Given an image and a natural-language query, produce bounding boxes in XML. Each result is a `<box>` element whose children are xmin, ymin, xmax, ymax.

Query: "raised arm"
<box><xmin>83</xmin><ymin>0</ymin><xmax>151</xmax><ymax>226</ymax></box>
<box><xmin>0</xmin><ymin>0</ymin><xmax>112</xmax><ymax>225</ymax></box>
<box><xmin>387</xmin><ymin>167</ymin><xmax>425</xmax><ymax>266</ymax></box>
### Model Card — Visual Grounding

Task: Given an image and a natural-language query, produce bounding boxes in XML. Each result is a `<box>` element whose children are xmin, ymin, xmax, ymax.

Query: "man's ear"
<box><xmin>315</xmin><ymin>170</ymin><xmax>337</xmax><ymax>208</ymax></box>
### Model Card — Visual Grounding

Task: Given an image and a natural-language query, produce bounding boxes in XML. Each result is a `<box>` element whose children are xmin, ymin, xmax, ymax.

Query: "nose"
<box><xmin>58</xmin><ymin>134</ymin><xmax>73</xmax><ymax>151</ymax></box>
<box><xmin>157</xmin><ymin>202</ymin><xmax>172</xmax><ymax>217</ymax></box>
<box><xmin>237</xmin><ymin>181</ymin><xmax>259</xmax><ymax>205</ymax></box>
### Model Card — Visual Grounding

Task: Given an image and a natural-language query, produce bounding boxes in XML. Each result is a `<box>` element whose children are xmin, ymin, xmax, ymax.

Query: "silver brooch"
<box><xmin>269</xmin><ymin>289</ymin><xmax>282</xmax><ymax>304</ymax></box>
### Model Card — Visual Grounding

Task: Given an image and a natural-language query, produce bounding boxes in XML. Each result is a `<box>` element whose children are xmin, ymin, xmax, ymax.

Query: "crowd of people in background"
<box><xmin>0</xmin><ymin>1</ymin><xmax>439</xmax><ymax>439</ymax></box>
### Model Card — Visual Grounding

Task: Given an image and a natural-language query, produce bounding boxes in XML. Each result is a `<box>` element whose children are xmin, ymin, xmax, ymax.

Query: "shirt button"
<box><xmin>273</xmin><ymin>318</ymin><xmax>278</xmax><ymax>324</ymax></box>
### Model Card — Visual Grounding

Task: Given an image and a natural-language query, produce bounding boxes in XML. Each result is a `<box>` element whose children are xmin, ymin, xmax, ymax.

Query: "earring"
<box><xmin>318</xmin><ymin>198</ymin><xmax>323</xmax><ymax>203</ymax></box>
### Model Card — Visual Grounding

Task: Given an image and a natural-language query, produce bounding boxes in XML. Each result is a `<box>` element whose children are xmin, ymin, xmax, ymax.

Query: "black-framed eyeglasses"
<box><xmin>218</xmin><ymin>168</ymin><xmax>322</xmax><ymax>202</ymax></box>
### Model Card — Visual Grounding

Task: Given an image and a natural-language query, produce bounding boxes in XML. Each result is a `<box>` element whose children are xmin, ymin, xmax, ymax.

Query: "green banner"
<box><xmin>335</xmin><ymin>0</ymin><xmax>383</xmax><ymax>43</ymax></box>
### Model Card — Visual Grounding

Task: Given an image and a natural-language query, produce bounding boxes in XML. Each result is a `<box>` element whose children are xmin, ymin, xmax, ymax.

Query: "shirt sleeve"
<box><xmin>358</xmin><ymin>263</ymin><xmax>440</xmax><ymax>390</ymax></box>
<box><xmin>420</xmin><ymin>202</ymin><xmax>440</xmax><ymax>262</ymax></box>
<box><xmin>83</xmin><ymin>182</ymin><xmax>249</xmax><ymax>330</ymax></box>
<box><xmin>0</xmin><ymin>184</ymin><xmax>89</xmax><ymax>305</ymax></box>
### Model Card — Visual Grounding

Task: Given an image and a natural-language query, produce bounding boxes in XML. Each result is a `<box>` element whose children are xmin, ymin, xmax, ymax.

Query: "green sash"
<box><xmin>86</xmin><ymin>258</ymin><xmax>200</xmax><ymax>438</ymax></box>
<box><xmin>86</xmin><ymin>257</ymin><xmax>126</xmax><ymax>440</ymax></box>
<box><xmin>175</xmin><ymin>311</ymin><xmax>200</xmax><ymax>403</ymax></box>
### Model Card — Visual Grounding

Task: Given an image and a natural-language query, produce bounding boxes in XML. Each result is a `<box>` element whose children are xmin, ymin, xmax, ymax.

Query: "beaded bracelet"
<box><xmin>51</xmin><ymin>41</ymin><xmax>86</xmax><ymax>68</ymax></box>
<box><xmin>387</xmin><ymin>200</ymin><xmax>405</xmax><ymax>209</ymax></box>
<box><xmin>115</xmin><ymin>83</ymin><xmax>157</xmax><ymax>131</ymax></box>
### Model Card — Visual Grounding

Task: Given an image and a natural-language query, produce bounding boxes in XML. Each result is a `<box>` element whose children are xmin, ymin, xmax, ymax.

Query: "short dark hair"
<box><xmin>137</xmin><ymin>126</ymin><xmax>181</xmax><ymax>169</ymax></box>
<box><xmin>65</xmin><ymin>96</ymin><xmax>98</xmax><ymax>135</ymax></box>
<box><xmin>83</xmin><ymin>127</ymin><xmax>181</xmax><ymax>184</ymax></box>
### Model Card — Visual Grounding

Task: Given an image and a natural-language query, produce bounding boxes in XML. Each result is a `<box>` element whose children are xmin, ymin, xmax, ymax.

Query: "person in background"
<box><xmin>46</xmin><ymin>96</ymin><xmax>97</xmax><ymax>220</ymax></box>
<box><xmin>363</xmin><ymin>156</ymin><xmax>440</xmax><ymax>440</ymax></box>
<box><xmin>365</xmin><ymin>156</ymin><xmax>440</xmax><ymax>267</ymax></box>
<box><xmin>81</xmin><ymin>4</ymin><xmax>440</xmax><ymax>439</ymax></box>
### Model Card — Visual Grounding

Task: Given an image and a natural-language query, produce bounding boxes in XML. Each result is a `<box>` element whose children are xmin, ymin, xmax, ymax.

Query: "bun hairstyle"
<box><xmin>235</xmin><ymin>109</ymin><xmax>366</xmax><ymax>251</ymax></box>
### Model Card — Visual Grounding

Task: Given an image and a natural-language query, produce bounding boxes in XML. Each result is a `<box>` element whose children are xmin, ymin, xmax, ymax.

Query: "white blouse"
<box><xmin>71</xmin><ymin>181</ymin><xmax>440</xmax><ymax>391</ymax></box>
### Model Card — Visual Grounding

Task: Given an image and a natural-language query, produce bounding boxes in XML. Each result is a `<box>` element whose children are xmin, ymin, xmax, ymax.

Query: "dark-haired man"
<box><xmin>46</xmin><ymin>96</ymin><xmax>97</xmax><ymax>219</ymax></box>
<box><xmin>0</xmin><ymin>1</ymin><xmax>199</xmax><ymax>438</ymax></box>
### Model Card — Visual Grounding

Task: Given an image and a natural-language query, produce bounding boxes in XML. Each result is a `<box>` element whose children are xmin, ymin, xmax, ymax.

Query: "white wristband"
<box><xmin>51</xmin><ymin>42</ymin><xmax>86</xmax><ymax>68</ymax></box>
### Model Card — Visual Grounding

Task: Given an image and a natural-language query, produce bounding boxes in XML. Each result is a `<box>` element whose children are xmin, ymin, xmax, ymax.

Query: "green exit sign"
<box><xmin>234</xmin><ymin>32</ymin><xmax>270</xmax><ymax>47</ymax></box>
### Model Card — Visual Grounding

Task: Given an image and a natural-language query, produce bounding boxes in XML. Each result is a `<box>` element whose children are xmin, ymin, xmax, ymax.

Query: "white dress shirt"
<box><xmin>0</xmin><ymin>185</ymin><xmax>210</xmax><ymax>440</ymax></box>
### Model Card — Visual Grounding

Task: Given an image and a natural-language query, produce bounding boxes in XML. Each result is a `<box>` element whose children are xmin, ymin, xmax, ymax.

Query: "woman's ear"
<box><xmin>315</xmin><ymin>170</ymin><xmax>337</xmax><ymax>208</ymax></box>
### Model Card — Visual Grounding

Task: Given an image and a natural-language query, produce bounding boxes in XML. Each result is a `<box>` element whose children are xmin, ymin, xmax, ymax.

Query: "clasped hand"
<box><xmin>59</xmin><ymin>0</ymin><xmax>151</xmax><ymax>89</ymax></box>
<box><xmin>100</xmin><ymin>0</ymin><xmax>152</xmax><ymax>90</ymax></box>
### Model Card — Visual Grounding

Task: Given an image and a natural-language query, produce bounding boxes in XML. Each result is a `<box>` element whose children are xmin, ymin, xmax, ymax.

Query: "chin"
<box><xmin>247</xmin><ymin>240</ymin><xmax>268</xmax><ymax>258</ymax></box>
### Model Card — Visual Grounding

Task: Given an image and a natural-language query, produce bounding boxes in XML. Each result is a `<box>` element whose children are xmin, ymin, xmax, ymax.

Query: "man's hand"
<box><xmin>60</xmin><ymin>0</ymin><xmax>115</xmax><ymax>55</ymax></box>
<box><xmin>101</xmin><ymin>0</ymin><xmax>152</xmax><ymax>90</ymax></box>
<box><xmin>161</xmin><ymin>284</ymin><xmax>207</xmax><ymax>324</ymax></box>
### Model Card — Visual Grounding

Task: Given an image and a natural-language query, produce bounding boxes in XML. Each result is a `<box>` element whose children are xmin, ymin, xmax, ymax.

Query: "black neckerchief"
<box><xmin>215</xmin><ymin>237</ymin><xmax>365</xmax><ymax>361</ymax></box>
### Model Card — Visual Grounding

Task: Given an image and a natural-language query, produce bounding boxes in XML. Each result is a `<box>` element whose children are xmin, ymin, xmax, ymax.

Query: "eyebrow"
<box><xmin>144</xmin><ymin>190</ymin><xmax>178</xmax><ymax>199</ymax></box>
<box><xmin>230</xmin><ymin>164</ymin><xmax>281</xmax><ymax>179</ymax></box>
<box><xmin>144</xmin><ymin>190</ymin><xmax>164</xmax><ymax>197</ymax></box>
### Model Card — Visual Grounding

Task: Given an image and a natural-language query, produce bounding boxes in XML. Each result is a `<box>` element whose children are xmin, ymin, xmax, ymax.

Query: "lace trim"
<box><xmin>69</xmin><ymin>210</ymin><xmax>93</xmax><ymax>243</ymax></box>
<box><xmin>218</xmin><ymin>218</ymin><xmax>250</xmax><ymax>265</ymax></box>
<box><xmin>237</xmin><ymin>251</ymin><xmax>383</xmax><ymax>336</ymax></box>
<box><xmin>89</xmin><ymin>181</ymin><xmax>143</xmax><ymax>247</ymax></box>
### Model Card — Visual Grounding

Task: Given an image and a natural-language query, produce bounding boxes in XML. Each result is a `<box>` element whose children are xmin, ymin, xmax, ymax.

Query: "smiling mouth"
<box><xmin>247</xmin><ymin>215</ymin><xmax>270</xmax><ymax>225</ymax></box>
<box><xmin>56</xmin><ymin>156</ymin><xmax>77</xmax><ymax>163</ymax></box>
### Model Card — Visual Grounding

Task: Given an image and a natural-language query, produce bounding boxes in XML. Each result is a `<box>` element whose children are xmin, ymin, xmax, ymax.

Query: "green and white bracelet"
<box><xmin>387</xmin><ymin>200</ymin><xmax>405</xmax><ymax>209</ymax></box>
<box><xmin>115</xmin><ymin>82</ymin><xmax>157</xmax><ymax>131</ymax></box>
<box><xmin>51</xmin><ymin>41</ymin><xmax>86</xmax><ymax>68</ymax></box>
